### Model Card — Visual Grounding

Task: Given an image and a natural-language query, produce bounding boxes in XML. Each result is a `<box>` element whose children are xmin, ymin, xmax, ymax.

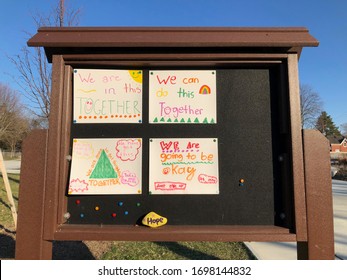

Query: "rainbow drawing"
<box><xmin>199</xmin><ymin>85</ymin><xmax>211</xmax><ymax>94</ymax></box>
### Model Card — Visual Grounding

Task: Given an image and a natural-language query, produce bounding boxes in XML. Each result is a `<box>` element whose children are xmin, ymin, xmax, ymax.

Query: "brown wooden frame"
<box><xmin>15</xmin><ymin>27</ymin><xmax>334</xmax><ymax>260</ymax></box>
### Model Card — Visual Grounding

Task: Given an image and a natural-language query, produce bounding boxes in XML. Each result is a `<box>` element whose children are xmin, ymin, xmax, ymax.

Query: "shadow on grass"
<box><xmin>8</xmin><ymin>176</ymin><xmax>20</xmax><ymax>185</ymax></box>
<box><xmin>154</xmin><ymin>241</ymin><xmax>256</xmax><ymax>260</ymax></box>
<box><xmin>53</xmin><ymin>241</ymin><xmax>95</xmax><ymax>260</ymax></box>
<box><xmin>0</xmin><ymin>233</ymin><xmax>15</xmax><ymax>259</ymax></box>
<box><xmin>0</xmin><ymin>196</ymin><xmax>18</xmax><ymax>211</ymax></box>
<box><xmin>0</xmin><ymin>198</ymin><xmax>12</xmax><ymax>211</ymax></box>
<box><xmin>0</xmin><ymin>224</ymin><xmax>96</xmax><ymax>260</ymax></box>
<box><xmin>154</xmin><ymin>242</ymin><xmax>220</xmax><ymax>259</ymax></box>
<box><xmin>0</xmin><ymin>174</ymin><xmax>20</xmax><ymax>185</ymax></box>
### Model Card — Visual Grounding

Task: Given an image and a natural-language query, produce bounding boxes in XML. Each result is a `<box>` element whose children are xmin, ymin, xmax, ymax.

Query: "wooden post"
<box><xmin>287</xmin><ymin>54</ymin><xmax>308</xmax><ymax>241</ymax></box>
<box><xmin>297</xmin><ymin>130</ymin><xmax>335</xmax><ymax>259</ymax></box>
<box><xmin>0</xmin><ymin>149</ymin><xmax>17</xmax><ymax>229</ymax></box>
<box><xmin>15</xmin><ymin>130</ymin><xmax>53</xmax><ymax>260</ymax></box>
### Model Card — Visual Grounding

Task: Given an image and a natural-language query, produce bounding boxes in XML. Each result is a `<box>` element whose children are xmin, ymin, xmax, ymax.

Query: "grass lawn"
<box><xmin>101</xmin><ymin>241</ymin><xmax>254</xmax><ymax>260</ymax></box>
<box><xmin>1</xmin><ymin>173</ymin><xmax>255</xmax><ymax>260</ymax></box>
<box><xmin>0</xmin><ymin>174</ymin><xmax>19</xmax><ymax>230</ymax></box>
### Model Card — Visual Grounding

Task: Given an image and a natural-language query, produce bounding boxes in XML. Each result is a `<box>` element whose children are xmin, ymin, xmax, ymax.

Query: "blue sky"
<box><xmin>0</xmin><ymin>0</ymin><xmax>346</xmax><ymax>128</ymax></box>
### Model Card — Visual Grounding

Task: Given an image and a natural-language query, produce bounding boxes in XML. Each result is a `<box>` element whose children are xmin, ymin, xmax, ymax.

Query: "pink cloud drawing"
<box><xmin>116</xmin><ymin>139</ymin><xmax>141</xmax><ymax>161</ymax></box>
<box><xmin>121</xmin><ymin>170</ymin><xmax>139</xmax><ymax>187</ymax></box>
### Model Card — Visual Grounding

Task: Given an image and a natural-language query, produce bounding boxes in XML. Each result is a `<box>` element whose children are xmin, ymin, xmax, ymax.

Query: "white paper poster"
<box><xmin>73</xmin><ymin>69</ymin><xmax>142</xmax><ymax>123</ymax></box>
<box><xmin>149</xmin><ymin>138</ymin><xmax>219</xmax><ymax>194</ymax></box>
<box><xmin>68</xmin><ymin>138</ymin><xmax>142</xmax><ymax>195</ymax></box>
<box><xmin>149</xmin><ymin>70</ymin><xmax>217</xmax><ymax>124</ymax></box>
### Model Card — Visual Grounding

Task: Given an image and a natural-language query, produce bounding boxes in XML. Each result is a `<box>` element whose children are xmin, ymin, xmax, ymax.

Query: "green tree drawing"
<box><xmin>90</xmin><ymin>149</ymin><xmax>118</xmax><ymax>179</ymax></box>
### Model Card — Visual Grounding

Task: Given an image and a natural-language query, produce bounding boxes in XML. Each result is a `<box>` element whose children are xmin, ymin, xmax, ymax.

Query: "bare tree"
<box><xmin>9</xmin><ymin>43</ymin><xmax>51</xmax><ymax>121</ymax></box>
<box><xmin>2</xmin><ymin>116</ymin><xmax>30</xmax><ymax>155</ymax></box>
<box><xmin>8</xmin><ymin>0</ymin><xmax>81</xmax><ymax>122</ymax></box>
<box><xmin>0</xmin><ymin>84</ymin><xmax>21</xmax><ymax>139</ymax></box>
<box><xmin>0</xmin><ymin>83</ymin><xmax>30</xmax><ymax>154</ymax></box>
<box><xmin>300</xmin><ymin>84</ymin><xmax>323</xmax><ymax>129</ymax></box>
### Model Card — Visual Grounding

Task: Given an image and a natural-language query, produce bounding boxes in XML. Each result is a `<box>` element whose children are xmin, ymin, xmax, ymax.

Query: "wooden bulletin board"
<box><xmin>66</xmin><ymin>67</ymin><xmax>287</xmax><ymax>226</ymax></box>
<box><xmin>17</xmin><ymin>28</ymin><xmax>336</xmax><ymax>260</ymax></box>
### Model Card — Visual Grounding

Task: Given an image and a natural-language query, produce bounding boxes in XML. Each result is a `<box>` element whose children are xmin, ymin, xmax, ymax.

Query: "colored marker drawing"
<box><xmin>149</xmin><ymin>138</ymin><xmax>219</xmax><ymax>195</ymax></box>
<box><xmin>121</xmin><ymin>170</ymin><xmax>139</xmax><ymax>187</ymax></box>
<box><xmin>90</xmin><ymin>149</ymin><xmax>118</xmax><ymax>179</ymax></box>
<box><xmin>68</xmin><ymin>178</ymin><xmax>89</xmax><ymax>194</ymax></box>
<box><xmin>149</xmin><ymin>70</ymin><xmax>217</xmax><ymax>124</ymax></box>
<box><xmin>154</xmin><ymin>181</ymin><xmax>187</xmax><ymax>191</ymax></box>
<box><xmin>116</xmin><ymin>139</ymin><xmax>142</xmax><ymax>161</ymax></box>
<box><xmin>73</xmin><ymin>69</ymin><xmax>142</xmax><ymax>123</ymax></box>
<box><xmin>198</xmin><ymin>174</ymin><xmax>218</xmax><ymax>184</ymax></box>
<box><xmin>72</xmin><ymin>140</ymin><xmax>94</xmax><ymax>159</ymax></box>
<box><xmin>69</xmin><ymin>138</ymin><xmax>142</xmax><ymax>195</ymax></box>
<box><xmin>199</xmin><ymin>85</ymin><xmax>211</xmax><ymax>94</ymax></box>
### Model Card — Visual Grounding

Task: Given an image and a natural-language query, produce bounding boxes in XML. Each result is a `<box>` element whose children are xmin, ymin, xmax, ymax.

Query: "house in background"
<box><xmin>328</xmin><ymin>135</ymin><xmax>347</xmax><ymax>156</ymax></box>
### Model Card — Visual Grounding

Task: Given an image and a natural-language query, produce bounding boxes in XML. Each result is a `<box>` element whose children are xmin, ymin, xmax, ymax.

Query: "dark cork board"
<box><xmin>66</xmin><ymin>67</ymin><xmax>284</xmax><ymax>226</ymax></box>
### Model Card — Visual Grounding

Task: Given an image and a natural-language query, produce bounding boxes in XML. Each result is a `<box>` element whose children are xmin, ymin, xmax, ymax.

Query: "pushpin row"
<box><xmin>75</xmin><ymin>200</ymin><xmax>141</xmax><ymax>207</ymax></box>
<box><xmin>78</xmin><ymin>211</ymin><xmax>129</xmax><ymax>218</ymax></box>
<box><xmin>72</xmin><ymin>200</ymin><xmax>141</xmax><ymax>219</ymax></box>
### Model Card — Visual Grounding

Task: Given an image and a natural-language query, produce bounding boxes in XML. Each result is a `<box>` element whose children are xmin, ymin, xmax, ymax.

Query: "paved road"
<box><xmin>246</xmin><ymin>179</ymin><xmax>347</xmax><ymax>259</ymax></box>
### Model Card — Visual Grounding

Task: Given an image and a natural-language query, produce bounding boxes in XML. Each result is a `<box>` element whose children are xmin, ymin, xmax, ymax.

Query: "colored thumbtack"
<box><xmin>111</xmin><ymin>213</ymin><xmax>117</xmax><ymax>218</ymax></box>
<box><xmin>95</xmin><ymin>206</ymin><xmax>100</xmax><ymax>211</ymax></box>
<box><xmin>118</xmin><ymin>202</ymin><xmax>124</xmax><ymax>207</ymax></box>
<box><xmin>75</xmin><ymin>199</ymin><xmax>81</xmax><ymax>205</ymax></box>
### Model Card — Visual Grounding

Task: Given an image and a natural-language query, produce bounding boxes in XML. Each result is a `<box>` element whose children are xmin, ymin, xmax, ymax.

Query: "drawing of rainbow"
<box><xmin>199</xmin><ymin>85</ymin><xmax>211</xmax><ymax>94</ymax></box>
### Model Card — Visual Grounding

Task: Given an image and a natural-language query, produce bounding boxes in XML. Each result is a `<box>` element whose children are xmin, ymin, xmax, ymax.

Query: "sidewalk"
<box><xmin>0</xmin><ymin>160</ymin><xmax>21</xmax><ymax>174</ymax></box>
<box><xmin>245</xmin><ymin>242</ymin><xmax>297</xmax><ymax>260</ymax></box>
<box><xmin>245</xmin><ymin>179</ymin><xmax>347</xmax><ymax>260</ymax></box>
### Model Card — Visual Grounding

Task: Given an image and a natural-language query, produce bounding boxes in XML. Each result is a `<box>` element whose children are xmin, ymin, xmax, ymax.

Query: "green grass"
<box><xmin>0</xmin><ymin>174</ymin><xmax>20</xmax><ymax>230</ymax></box>
<box><xmin>101</xmin><ymin>241</ymin><xmax>255</xmax><ymax>260</ymax></box>
<box><xmin>1</xmin><ymin>174</ymin><xmax>255</xmax><ymax>260</ymax></box>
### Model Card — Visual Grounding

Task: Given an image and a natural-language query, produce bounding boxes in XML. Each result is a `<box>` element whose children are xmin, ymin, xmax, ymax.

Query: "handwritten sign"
<box><xmin>149</xmin><ymin>70</ymin><xmax>217</xmax><ymax>124</ymax></box>
<box><xmin>68</xmin><ymin>138</ymin><xmax>142</xmax><ymax>195</ymax></box>
<box><xmin>149</xmin><ymin>138</ymin><xmax>219</xmax><ymax>194</ymax></box>
<box><xmin>73</xmin><ymin>69</ymin><xmax>142</xmax><ymax>123</ymax></box>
